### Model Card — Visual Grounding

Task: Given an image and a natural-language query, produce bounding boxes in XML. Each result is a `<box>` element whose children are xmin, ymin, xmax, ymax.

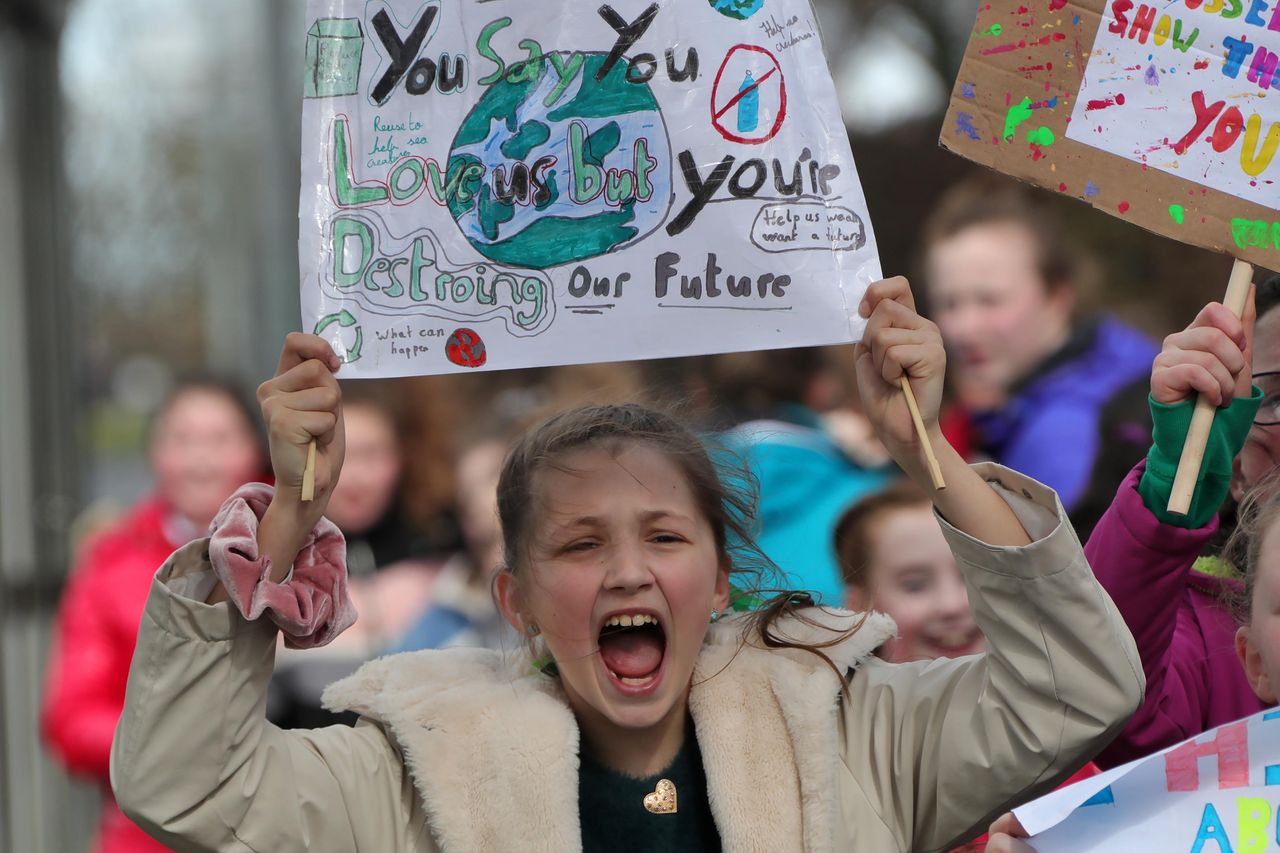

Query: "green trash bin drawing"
<box><xmin>305</xmin><ymin>18</ymin><xmax>363</xmax><ymax>99</ymax></box>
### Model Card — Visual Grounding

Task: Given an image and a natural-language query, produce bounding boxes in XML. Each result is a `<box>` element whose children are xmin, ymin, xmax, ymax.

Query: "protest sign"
<box><xmin>298</xmin><ymin>0</ymin><xmax>881</xmax><ymax>377</ymax></box>
<box><xmin>941</xmin><ymin>0</ymin><xmax>1278</xmax><ymax>270</ymax></box>
<box><xmin>1014</xmin><ymin>708</ymin><xmax>1280</xmax><ymax>852</ymax></box>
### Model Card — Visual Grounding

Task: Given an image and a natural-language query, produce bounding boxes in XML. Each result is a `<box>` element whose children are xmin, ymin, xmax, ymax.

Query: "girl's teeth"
<box><xmin>619</xmin><ymin>674</ymin><xmax>653</xmax><ymax>685</ymax></box>
<box><xmin>604</xmin><ymin>614</ymin><xmax>656</xmax><ymax>628</ymax></box>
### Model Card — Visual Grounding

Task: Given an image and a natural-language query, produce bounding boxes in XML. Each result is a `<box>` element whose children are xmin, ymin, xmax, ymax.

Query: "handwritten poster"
<box><xmin>1014</xmin><ymin>709</ymin><xmax>1280</xmax><ymax>852</ymax></box>
<box><xmin>299</xmin><ymin>0</ymin><xmax>881</xmax><ymax>377</ymax></box>
<box><xmin>942</xmin><ymin>0</ymin><xmax>1278</xmax><ymax>269</ymax></box>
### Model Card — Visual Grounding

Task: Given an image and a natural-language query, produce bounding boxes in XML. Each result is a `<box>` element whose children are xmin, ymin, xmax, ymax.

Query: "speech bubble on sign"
<box><xmin>750</xmin><ymin>202</ymin><xmax>867</xmax><ymax>253</ymax></box>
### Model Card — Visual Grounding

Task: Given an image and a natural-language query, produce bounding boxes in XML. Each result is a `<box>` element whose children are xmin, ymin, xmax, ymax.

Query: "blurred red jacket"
<box><xmin>42</xmin><ymin>495</ymin><xmax>177</xmax><ymax>853</ymax></box>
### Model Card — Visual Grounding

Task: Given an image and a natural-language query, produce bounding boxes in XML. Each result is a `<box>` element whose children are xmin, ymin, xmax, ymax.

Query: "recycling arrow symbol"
<box><xmin>313</xmin><ymin>309</ymin><xmax>363</xmax><ymax>363</ymax></box>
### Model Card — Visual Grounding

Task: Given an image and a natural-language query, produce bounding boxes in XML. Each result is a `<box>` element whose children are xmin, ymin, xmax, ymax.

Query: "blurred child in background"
<box><xmin>983</xmin><ymin>273</ymin><xmax>1280</xmax><ymax>852</ymax></box>
<box><xmin>42</xmin><ymin>377</ymin><xmax>266</xmax><ymax>853</ymax></box>
<box><xmin>836</xmin><ymin>479</ymin><xmax>1100</xmax><ymax>853</ymax></box>
<box><xmin>923</xmin><ymin>177</ymin><xmax>1156</xmax><ymax>527</ymax></box>
<box><xmin>1082</xmin><ymin>276</ymin><xmax>1280</xmax><ymax>768</ymax></box>
<box><xmin>391</xmin><ymin>436</ymin><xmax>511</xmax><ymax>653</ymax></box>
<box><xmin>836</xmin><ymin>479</ymin><xmax>984</xmax><ymax>662</ymax></box>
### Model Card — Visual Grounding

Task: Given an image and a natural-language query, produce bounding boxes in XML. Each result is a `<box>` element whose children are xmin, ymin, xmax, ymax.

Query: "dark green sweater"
<box><xmin>578</xmin><ymin>733</ymin><xmax>722</xmax><ymax>853</ymax></box>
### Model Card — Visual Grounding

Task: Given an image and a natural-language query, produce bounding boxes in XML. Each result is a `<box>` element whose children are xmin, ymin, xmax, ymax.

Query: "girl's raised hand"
<box><xmin>983</xmin><ymin>813</ymin><xmax>1035</xmax><ymax>852</ymax></box>
<box><xmin>854</xmin><ymin>277</ymin><xmax>946</xmax><ymax>472</ymax></box>
<box><xmin>259</xmin><ymin>333</ymin><xmax>345</xmax><ymax>512</ymax></box>
<box><xmin>207</xmin><ymin>333</ymin><xmax>344</xmax><ymax>604</ymax></box>
<box><xmin>1151</xmin><ymin>288</ymin><xmax>1255</xmax><ymax>408</ymax></box>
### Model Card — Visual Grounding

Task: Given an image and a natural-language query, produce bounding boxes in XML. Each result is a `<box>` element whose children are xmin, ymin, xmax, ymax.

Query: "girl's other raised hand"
<box><xmin>259</xmin><ymin>333</ymin><xmax>345</xmax><ymax>508</ymax></box>
<box><xmin>854</xmin><ymin>277</ymin><xmax>946</xmax><ymax>471</ymax></box>
<box><xmin>1151</xmin><ymin>288</ymin><xmax>1255</xmax><ymax>408</ymax></box>
<box><xmin>207</xmin><ymin>333</ymin><xmax>344</xmax><ymax>604</ymax></box>
<box><xmin>854</xmin><ymin>276</ymin><xmax>1030</xmax><ymax>547</ymax></box>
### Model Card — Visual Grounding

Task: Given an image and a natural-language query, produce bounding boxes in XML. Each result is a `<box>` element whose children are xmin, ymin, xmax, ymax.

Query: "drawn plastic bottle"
<box><xmin>737</xmin><ymin>70</ymin><xmax>760</xmax><ymax>134</ymax></box>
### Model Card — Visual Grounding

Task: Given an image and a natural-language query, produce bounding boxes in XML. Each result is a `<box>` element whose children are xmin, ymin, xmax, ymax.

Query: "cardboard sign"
<box><xmin>1014</xmin><ymin>709</ymin><xmax>1280</xmax><ymax>852</ymax></box>
<box><xmin>299</xmin><ymin>0</ymin><xmax>881</xmax><ymax>377</ymax></box>
<box><xmin>943</xmin><ymin>0</ymin><xmax>1279</xmax><ymax>269</ymax></box>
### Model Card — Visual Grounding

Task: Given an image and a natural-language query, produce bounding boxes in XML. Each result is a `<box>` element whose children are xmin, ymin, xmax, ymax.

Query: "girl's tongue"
<box><xmin>598</xmin><ymin>626</ymin><xmax>665</xmax><ymax>679</ymax></box>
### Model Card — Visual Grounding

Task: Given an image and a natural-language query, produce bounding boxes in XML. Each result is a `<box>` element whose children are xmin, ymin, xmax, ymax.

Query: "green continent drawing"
<box><xmin>708</xmin><ymin>0</ymin><xmax>765</xmax><ymax>19</ymax></box>
<box><xmin>447</xmin><ymin>52</ymin><xmax>671</xmax><ymax>270</ymax></box>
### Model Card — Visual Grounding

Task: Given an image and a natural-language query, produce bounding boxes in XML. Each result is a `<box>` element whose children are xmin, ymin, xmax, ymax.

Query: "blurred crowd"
<box><xmin>38</xmin><ymin>174</ymin><xmax>1280</xmax><ymax>852</ymax></box>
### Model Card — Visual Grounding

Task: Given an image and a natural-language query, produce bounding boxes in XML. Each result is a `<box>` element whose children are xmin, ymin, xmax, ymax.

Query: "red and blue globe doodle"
<box><xmin>445</xmin><ymin>52</ymin><xmax>672</xmax><ymax>270</ymax></box>
<box><xmin>445</xmin><ymin>327</ymin><xmax>487</xmax><ymax>368</ymax></box>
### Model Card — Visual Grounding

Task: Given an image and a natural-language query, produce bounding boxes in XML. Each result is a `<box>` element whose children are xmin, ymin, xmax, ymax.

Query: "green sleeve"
<box><xmin>1137</xmin><ymin>387</ymin><xmax>1263</xmax><ymax>528</ymax></box>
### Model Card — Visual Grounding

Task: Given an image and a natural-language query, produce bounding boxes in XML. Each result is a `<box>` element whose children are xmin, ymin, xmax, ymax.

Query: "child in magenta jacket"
<box><xmin>1084</xmin><ymin>274</ymin><xmax>1280</xmax><ymax>768</ymax></box>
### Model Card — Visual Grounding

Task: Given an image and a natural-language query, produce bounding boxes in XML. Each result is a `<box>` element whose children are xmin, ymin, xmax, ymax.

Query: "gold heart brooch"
<box><xmin>643</xmin><ymin>778</ymin><xmax>677</xmax><ymax>814</ymax></box>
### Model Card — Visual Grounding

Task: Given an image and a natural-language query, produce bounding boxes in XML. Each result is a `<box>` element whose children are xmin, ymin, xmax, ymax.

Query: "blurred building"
<box><xmin>2</xmin><ymin>1</ymin><xmax>305</xmax><ymax>849</ymax></box>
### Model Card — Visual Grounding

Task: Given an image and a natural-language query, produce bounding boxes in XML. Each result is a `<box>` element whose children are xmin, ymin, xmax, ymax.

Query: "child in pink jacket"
<box><xmin>984</xmin><ymin>271</ymin><xmax>1280</xmax><ymax>853</ymax></box>
<box><xmin>1081</xmin><ymin>273</ymin><xmax>1280</xmax><ymax>768</ymax></box>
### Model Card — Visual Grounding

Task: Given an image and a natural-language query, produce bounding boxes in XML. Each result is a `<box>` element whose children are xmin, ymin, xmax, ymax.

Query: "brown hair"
<box><xmin>1222</xmin><ymin>469</ymin><xmax>1280</xmax><ymax>625</ymax></box>
<box><xmin>496</xmin><ymin>403</ymin><xmax>865</xmax><ymax>683</ymax></box>
<box><xmin>834</xmin><ymin>479</ymin><xmax>932</xmax><ymax>590</ymax></box>
<box><xmin>922</xmin><ymin>176</ymin><xmax>1088</xmax><ymax>294</ymax></box>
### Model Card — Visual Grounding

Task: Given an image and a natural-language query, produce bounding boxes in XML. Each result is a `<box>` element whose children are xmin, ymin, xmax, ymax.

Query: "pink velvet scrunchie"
<box><xmin>207</xmin><ymin>483</ymin><xmax>357</xmax><ymax>649</ymax></box>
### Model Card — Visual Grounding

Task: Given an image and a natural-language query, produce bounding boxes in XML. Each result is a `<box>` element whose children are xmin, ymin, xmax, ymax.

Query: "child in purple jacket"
<box><xmin>1086</xmin><ymin>273</ymin><xmax>1280</xmax><ymax>769</ymax></box>
<box><xmin>983</xmin><ymin>274</ymin><xmax>1280</xmax><ymax>852</ymax></box>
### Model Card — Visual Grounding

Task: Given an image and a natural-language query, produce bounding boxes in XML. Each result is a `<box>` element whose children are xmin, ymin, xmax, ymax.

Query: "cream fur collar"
<box><xmin>324</xmin><ymin>608</ymin><xmax>896</xmax><ymax>853</ymax></box>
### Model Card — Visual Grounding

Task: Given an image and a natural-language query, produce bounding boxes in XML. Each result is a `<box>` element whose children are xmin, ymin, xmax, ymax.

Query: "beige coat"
<box><xmin>111</xmin><ymin>465</ymin><xmax>1143</xmax><ymax>852</ymax></box>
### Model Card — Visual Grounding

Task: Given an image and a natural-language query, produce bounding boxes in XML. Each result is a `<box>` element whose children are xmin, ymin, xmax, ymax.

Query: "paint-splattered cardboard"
<box><xmin>943</xmin><ymin>0</ymin><xmax>1279</xmax><ymax>270</ymax></box>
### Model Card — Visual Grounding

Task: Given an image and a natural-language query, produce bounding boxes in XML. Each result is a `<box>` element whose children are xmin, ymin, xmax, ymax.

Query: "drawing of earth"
<box><xmin>446</xmin><ymin>52</ymin><xmax>671</xmax><ymax>270</ymax></box>
<box><xmin>708</xmin><ymin>0</ymin><xmax>765</xmax><ymax>19</ymax></box>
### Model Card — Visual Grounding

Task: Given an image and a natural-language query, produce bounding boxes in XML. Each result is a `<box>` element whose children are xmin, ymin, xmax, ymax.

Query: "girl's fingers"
<box><xmin>1157</xmin><ymin>363</ymin><xmax>1227</xmax><ymax>406</ymax></box>
<box><xmin>868</xmin><ymin>327</ymin><xmax>934</xmax><ymax>383</ymax></box>
<box><xmin>263</xmin><ymin>358</ymin><xmax>340</xmax><ymax>397</ymax></box>
<box><xmin>859</xmin><ymin>276</ymin><xmax>917</xmax><ymax>318</ymax></box>
<box><xmin>1162</xmin><ymin>326</ymin><xmax>1246</xmax><ymax>377</ymax></box>
<box><xmin>263</xmin><ymin>402</ymin><xmax>338</xmax><ymax>446</ymax></box>
<box><xmin>270</xmin><ymin>385</ymin><xmax>343</xmax><ymax>415</ymax></box>
<box><xmin>984</xmin><ymin>836</ymin><xmax>1035</xmax><ymax>853</ymax></box>
<box><xmin>277</xmin><ymin>332</ymin><xmax>340</xmax><ymax>375</ymax></box>
<box><xmin>988</xmin><ymin>812</ymin><xmax>1029</xmax><ymax>838</ymax></box>
<box><xmin>1193</xmin><ymin>302</ymin><xmax>1247</xmax><ymax>349</ymax></box>
<box><xmin>1162</xmin><ymin>349</ymin><xmax>1235</xmax><ymax>405</ymax></box>
<box><xmin>879</xmin><ymin>343</ymin><xmax>943</xmax><ymax>386</ymax></box>
<box><xmin>288</xmin><ymin>411</ymin><xmax>340</xmax><ymax>444</ymax></box>
<box><xmin>864</xmin><ymin>293</ymin><xmax>943</xmax><ymax>386</ymax></box>
<box><xmin>864</xmin><ymin>288</ymin><xmax>930</xmax><ymax>331</ymax></box>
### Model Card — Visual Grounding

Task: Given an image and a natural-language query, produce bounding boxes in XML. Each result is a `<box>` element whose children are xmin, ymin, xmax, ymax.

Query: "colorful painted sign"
<box><xmin>1014</xmin><ymin>709</ymin><xmax>1280</xmax><ymax>852</ymax></box>
<box><xmin>300</xmin><ymin>0</ymin><xmax>880</xmax><ymax>376</ymax></box>
<box><xmin>943</xmin><ymin>0</ymin><xmax>1278</xmax><ymax>269</ymax></box>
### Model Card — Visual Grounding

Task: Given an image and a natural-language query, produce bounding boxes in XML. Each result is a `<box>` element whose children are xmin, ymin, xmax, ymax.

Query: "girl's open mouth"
<box><xmin>596</xmin><ymin>612</ymin><xmax>668</xmax><ymax>695</ymax></box>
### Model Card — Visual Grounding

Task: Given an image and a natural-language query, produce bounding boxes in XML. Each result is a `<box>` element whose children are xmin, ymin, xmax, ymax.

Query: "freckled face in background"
<box><xmin>925</xmin><ymin>221</ymin><xmax>1074</xmax><ymax>402</ymax></box>
<box><xmin>844</xmin><ymin>504</ymin><xmax>984</xmax><ymax>663</ymax></box>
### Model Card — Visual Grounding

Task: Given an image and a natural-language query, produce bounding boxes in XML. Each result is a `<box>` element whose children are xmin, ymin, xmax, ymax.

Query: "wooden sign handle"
<box><xmin>899</xmin><ymin>377</ymin><xmax>946</xmax><ymax>491</ymax></box>
<box><xmin>301</xmin><ymin>439</ymin><xmax>318</xmax><ymax>502</ymax></box>
<box><xmin>1167</xmin><ymin>258</ymin><xmax>1255</xmax><ymax>516</ymax></box>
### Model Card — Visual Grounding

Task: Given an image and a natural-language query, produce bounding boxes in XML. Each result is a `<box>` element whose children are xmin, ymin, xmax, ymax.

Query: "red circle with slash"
<box><xmin>711</xmin><ymin>44</ymin><xmax>787</xmax><ymax>145</ymax></box>
<box><xmin>446</xmin><ymin>328</ymin><xmax>487</xmax><ymax>368</ymax></box>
